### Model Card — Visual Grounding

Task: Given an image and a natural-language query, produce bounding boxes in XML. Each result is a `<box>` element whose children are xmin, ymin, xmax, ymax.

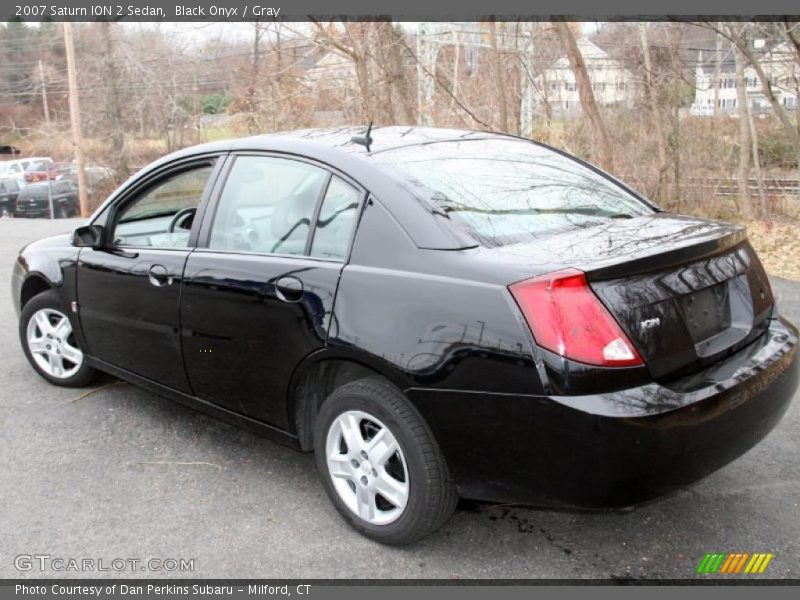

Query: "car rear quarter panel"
<box><xmin>330</xmin><ymin>197</ymin><xmax>544</xmax><ymax>395</ymax></box>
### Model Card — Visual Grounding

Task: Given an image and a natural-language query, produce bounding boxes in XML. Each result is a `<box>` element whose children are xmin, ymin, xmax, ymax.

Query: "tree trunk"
<box><xmin>101</xmin><ymin>22</ymin><xmax>128</xmax><ymax>180</ymax></box>
<box><xmin>713</xmin><ymin>31</ymin><xmax>722</xmax><ymax>119</ymax></box>
<box><xmin>343</xmin><ymin>23</ymin><xmax>375</xmax><ymax>123</ymax></box>
<box><xmin>640</xmin><ymin>24</ymin><xmax>669</xmax><ymax>205</ymax></box>
<box><xmin>749</xmin><ymin>106</ymin><xmax>768</xmax><ymax>217</ymax></box>
<box><xmin>382</xmin><ymin>22</ymin><xmax>416</xmax><ymax>124</ymax></box>
<box><xmin>489</xmin><ymin>19</ymin><xmax>509</xmax><ymax>132</ymax></box>
<box><xmin>733</xmin><ymin>42</ymin><xmax>755</xmax><ymax>218</ymax></box>
<box><xmin>449</xmin><ymin>26</ymin><xmax>460</xmax><ymax>123</ymax></box>
<box><xmin>554</xmin><ymin>20</ymin><xmax>614</xmax><ymax>172</ymax></box>
<box><xmin>247</xmin><ymin>23</ymin><xmax>262</xmax><ymax>133</ymax></box>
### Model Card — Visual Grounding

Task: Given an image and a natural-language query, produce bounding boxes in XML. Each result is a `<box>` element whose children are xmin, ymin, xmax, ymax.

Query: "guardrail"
<box><xmin>687</xmin><ymin>177</ymin><xmax>799</xmax><ymax>198</ymax></box>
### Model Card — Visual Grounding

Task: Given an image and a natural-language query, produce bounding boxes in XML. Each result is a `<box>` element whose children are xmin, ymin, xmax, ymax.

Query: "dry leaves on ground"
<box><xmin>742</xmin><ymin>219</ymin><xmax>800</xmax><ymax>281</ymax></box>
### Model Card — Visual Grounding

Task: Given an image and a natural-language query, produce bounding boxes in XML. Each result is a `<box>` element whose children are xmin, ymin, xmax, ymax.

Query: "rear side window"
<box><xmin>372</xmin><ymin>138</ymin><xmax>652</xmax><ymax>247</ymax></box>
<box><xmin>209</xmin><ymin>156</ymin><xmax>328</xmax><ymax>255</ymax></box>
<box><xmin>310</xmin><ymin>176</ymin><xmax>360</xmax><ymax>260</ymax></box>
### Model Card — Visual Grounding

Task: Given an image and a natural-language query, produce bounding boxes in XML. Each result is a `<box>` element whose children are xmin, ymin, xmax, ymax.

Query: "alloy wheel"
<box><xmin>325</xmin><ymin>410</ymin><xmax>410</xmax><ymax>525</ymax></box>
<box><xmin>26</xmin><ymin>308</ymin><xmax>83</xmax><ymax>379</ymax></box>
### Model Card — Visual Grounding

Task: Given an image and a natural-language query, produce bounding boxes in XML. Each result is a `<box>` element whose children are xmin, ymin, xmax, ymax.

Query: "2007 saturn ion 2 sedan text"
<box><xmin>12</xmin><ymin>127</ymin><xmax>799</xmax><ymax>544</ymax></box>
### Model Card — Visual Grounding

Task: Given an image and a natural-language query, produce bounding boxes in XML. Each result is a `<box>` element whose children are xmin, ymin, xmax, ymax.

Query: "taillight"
<box><xmin>509</xmin><ymin>268</ymin><xmax>643</xmax><ymax>367</ymax></box>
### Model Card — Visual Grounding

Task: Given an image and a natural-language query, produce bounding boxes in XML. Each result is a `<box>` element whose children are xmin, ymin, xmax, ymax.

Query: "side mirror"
<box><xmin>72</xmin><ymin>225</ymin><xmax>104</xmax><ymax>248</ymax></box>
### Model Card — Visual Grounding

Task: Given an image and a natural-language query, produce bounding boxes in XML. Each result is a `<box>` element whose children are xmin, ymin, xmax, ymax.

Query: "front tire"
<box><xmin>19</xmin><ymin>290</ymin><xmax>97</xmax><ymax>387</ymax></box>
<box><xmin>314</xmin><ymin>376</ymin><xmax>457</xmax><ymax>545</ymax></box>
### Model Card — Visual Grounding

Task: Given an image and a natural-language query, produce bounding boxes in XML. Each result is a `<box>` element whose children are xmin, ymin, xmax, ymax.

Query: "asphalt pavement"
<box><xmin>1</xmin><ymin>217</ymin><xmax>799</xmax><ymax>579</ymax></box>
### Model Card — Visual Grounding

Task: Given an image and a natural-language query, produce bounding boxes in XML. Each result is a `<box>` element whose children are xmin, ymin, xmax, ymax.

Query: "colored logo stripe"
<box><xmin>697</xmin><ymin>553</ymin><xmax>773</xmax><ymax>574</ymax></box>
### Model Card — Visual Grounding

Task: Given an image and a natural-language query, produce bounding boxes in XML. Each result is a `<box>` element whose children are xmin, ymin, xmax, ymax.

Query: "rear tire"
<box><xmin>19</xmin><ymin>290</ymin><xmax>97</xmax><ymax>387</ymax></box>
<box><xmin>314</xmin><ymin>376</ymin><xmax>457</xmax><ymax>545</ymax></box>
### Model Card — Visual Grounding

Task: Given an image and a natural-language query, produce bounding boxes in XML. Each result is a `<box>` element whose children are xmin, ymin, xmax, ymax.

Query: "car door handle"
<box><xmin>148</xmin><ymin>264</ymin><xmax>171</xmax><ymax>287</ymax></box>
<box><xmin>275</xmin><ymin>276</ymin><xmax>303</xmax><ymax>302</ymax></box>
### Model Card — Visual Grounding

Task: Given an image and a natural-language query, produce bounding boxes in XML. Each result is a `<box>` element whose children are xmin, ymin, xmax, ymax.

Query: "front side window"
<box><xmin>113</xmin><ymin>164</ymin><xmax>214</xmax><ymax>248</ymax></box>
<box><xmin>310</xmin><ymin>176</ymin><xmax>361</xmax><ymax>260</ymax></box>
<box><xmin>209</xmin><ymin>156</ymin><xmax>327</xmax><ymax>255</ymax></box>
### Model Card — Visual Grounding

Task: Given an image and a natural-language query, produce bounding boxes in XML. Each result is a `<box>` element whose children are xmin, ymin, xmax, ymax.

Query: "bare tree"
<box><xmin>245</xmin><ymin>22</ymin><xmax>267</xmax><ymax>133</ymax></box>
<box><xmin>731</xmin><ymin>34</ymin><xmax>755</xmax><ymax>218</ymax></box>
<box><xmin>378</xmin><ymin>22</ymin><xmax>415</xmax><ymax>124</ymax></box>
<box><xmin>311</xmin><ymin>21</ymin><xmax>377</xmax><ymax>122</ymax></box>
<box><xmin>488</xmin><ymin>19</ymin><xmax>509</xmax><ymax>132</ymax></box>
<box><xmin>554</xmin><ymin>20</ymin><xmax>614</xmax><ymax>171</ymax></box>
<box><xmin>100</xmin><ymin>22</ymin><xmax>128</xmax><ymax>179</ymax></box>
<box><xmin>703</xmin><ymin>21</ymin><xmax>800</xmax><ymax>188</ymax></box>
<box><xmin>640</xmin><ymin>23</ymin><xmax>669</xmax><ymax>205</ymax></box>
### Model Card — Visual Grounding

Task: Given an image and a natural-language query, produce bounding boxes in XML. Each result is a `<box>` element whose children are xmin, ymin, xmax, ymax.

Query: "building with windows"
<box><xmin>533</xmin><ymin>37</ymin><xmax>640</xmax><ymax>118</ymax></box>
<box><xmin>690</xmin><ymin>41</ymin><xmax>798</xmax><ymax>117</ymax></box>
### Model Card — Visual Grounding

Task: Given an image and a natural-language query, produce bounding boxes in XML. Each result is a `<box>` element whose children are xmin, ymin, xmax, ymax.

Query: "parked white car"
<box><xmin>0</xmin><ymin>157</ymin><xmax>51</xmax><ymax>188</ymax></box>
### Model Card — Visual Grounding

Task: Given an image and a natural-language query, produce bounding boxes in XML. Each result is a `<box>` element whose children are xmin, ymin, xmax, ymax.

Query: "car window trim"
<box><xmin>308</xmin><ymin>175</ymin><xmax>364</xmax><ymax>262</ymax></box>
<box><xmin>196</xmin><ymin>151</ymin><xmax>367</xmax><ymax>263</ymax></box>
<box><xmin>189</xmin><ymin>246</ymin><xmax>345</xmax><ymax>265</ymax></box>
<box><xmin>104</xmin><ymin>153</ymin><xmax>228</xmax><ymax>252</ymax></box>
<box><xmin>304</xmin><ymin>172</ymin><xmax>333</xmax><ymax>256</ymax></box>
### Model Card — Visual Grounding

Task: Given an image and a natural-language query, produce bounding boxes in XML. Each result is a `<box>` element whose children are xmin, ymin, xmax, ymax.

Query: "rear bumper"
<box><xmin>407</xmin><ymin>316</ymin><xmax>798</xmax><ymax>508</ymax></box>
<box><xmin>14</xmin><ymin>209</ymin><xmax>50</xmax><ymax>218</ymax></box>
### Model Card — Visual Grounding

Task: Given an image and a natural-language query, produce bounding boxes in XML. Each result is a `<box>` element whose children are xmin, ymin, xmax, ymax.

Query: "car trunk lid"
<box><xmin>494</xmin><ymin>214</ymin><xmax>774</xmax><ymax>382</ymax></box>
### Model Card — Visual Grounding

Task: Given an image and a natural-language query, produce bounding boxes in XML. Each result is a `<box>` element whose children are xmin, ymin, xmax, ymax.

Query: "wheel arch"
<box><xmin>13</xmin><ymin>241</ymin><xmax>74</xmax><ymax>318</ymax></box>
<box><xmin>20</xmin><ymin>272</ymin><xmax>56</xmax><ymax>309</ymax></box>
<box><xmin>287</xmin><ymin>349</ymin><xmax>412</xmax><ymax>452</ymax></box>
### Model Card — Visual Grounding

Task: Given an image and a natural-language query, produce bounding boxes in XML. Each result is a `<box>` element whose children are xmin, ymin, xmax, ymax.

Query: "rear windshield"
<box><xmin>371</xmin><ymin>138</ymin><xmax>653</xmax><ymax>247</ymax></box>
<box><xmin>25</xmin><ymin>160</ymin><xmax>51</xmax><ymax>172</ymax></box>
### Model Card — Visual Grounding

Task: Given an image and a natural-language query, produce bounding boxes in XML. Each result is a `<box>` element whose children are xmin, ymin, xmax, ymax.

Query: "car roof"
<box><xmin>7</xmin><ymin>156</ymin><xmax>49</xmax><ymax>163</ymax></box>
<box><xmin>97</xmin><ymin>127</ymin><xmax>529</xmax><ymax>251</ymax></box>
<box><xmin>159</xmin><ymin>126</ymin><xmax>513</xmax><ymax>163</ymax></box>
<box><xmin>256</xmin><ymin>126</ymin><xmax>510</xmax><ymax>154</ymax></box>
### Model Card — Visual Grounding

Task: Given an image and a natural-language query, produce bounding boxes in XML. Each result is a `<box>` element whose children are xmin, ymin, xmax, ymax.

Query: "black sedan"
<box><xmin>14</xmin><ymin>180</ymin><xmax>80</xmax><ymax>218</ymax></box>
<box><xmin>12</xmin><ymin>127</ymin><xmax>798</xmax><ymax>545</ymax></box>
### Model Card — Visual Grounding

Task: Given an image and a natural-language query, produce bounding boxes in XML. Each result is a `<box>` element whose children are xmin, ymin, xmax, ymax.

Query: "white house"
<box><xmin>691</xmin><ymin>41</ymin><xmax>798</xmax><ymax>117</ymax></box>
<box><xmin>534</xmin><ymin>38</ymin><xmax>640</xmax><ymax>118</ymax></box>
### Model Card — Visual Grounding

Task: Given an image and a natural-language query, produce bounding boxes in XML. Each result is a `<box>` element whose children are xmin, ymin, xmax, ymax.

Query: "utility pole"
<box><xmin>63</xmin><ymin>22</ymin><xmax>89</xmax><ymax>218</ymax></box>
<box><xmin>38</xmin><ymin>60</ymin><xmax>50</xmax><ymax>125</ymax></box>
